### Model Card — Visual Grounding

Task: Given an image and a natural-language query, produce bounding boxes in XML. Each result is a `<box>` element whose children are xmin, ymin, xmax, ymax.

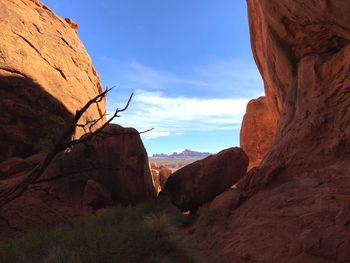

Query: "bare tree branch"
<box><xmin>0</xmin><ymin>88</ymin><xmax>152</xmax><ymax>208</ymax></box>
<box><xmin>76</xmin><ymin>112</ymin><xmax>107</xmax><ymax>133</ymax></box>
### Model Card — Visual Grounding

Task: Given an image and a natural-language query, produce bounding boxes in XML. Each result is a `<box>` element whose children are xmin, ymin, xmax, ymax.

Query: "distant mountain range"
<box><xmin>152</xmin><ymin>149</ymin><xmax>211</xmax><ymax>158</ymax></box>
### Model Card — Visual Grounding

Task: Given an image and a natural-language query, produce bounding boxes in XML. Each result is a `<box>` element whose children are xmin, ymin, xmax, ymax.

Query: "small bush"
<box><xmin>0</xmin><ymin>202</ymin><xmax>194</xmax><ymax>263</ymax></box>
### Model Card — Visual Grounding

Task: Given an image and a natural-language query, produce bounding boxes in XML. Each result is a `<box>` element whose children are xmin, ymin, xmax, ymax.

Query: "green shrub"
<box><xmin>0</xmin><ymin>203</ymin><xmax>193</xmax><ymax>263</ymax></box>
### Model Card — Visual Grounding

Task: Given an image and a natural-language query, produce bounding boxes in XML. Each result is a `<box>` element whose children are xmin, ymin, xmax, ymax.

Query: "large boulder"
<box><xmin>163</xmin><ymin>147</ymin><xmax>248</xmax><ymax>212</ymax></box>
<box><xmin>0</xmin><ymin>0</ymin><xmax>105</xmax><ymax>162</ymax></box>
<box><xmin>0</xmin><ymin>124</ymin><xmax>156</xmax><ymax>237</ymax></box>
<box><xmin>38</xmin><ymin>124</ymin><xmax>157</xmax><ymax>205</ymax></box>
<box><xmin>240</xmin><ymin>96</ymin><xmax>276</xmax><ymax>170</ymax></box>
<box><xmin>90</xmin><ymin>124</ymin><xmax>157</xmax><ymax>203</ymax></box>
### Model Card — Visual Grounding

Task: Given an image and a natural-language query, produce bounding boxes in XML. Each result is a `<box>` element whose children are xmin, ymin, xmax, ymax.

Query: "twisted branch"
<box><xmin>0</xmin><ymin>88</ymin><xmax>152</xmax><ymax>208</ymax></box>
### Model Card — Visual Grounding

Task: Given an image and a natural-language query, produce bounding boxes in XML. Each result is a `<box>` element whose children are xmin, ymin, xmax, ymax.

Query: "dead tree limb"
<box><xmin>0</xmin><ymin>88</ymin><xmax>152</xmax><ymax>208</ymax></box>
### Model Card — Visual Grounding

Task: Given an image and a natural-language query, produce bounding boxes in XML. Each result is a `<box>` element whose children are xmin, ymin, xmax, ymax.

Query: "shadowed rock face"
<box><xmin>163</xmin><ymin>148</ymin><xmax>248</xmax><ymax>212</ymax></box>
<box><xmin>90</xmin><ymin>124</ymin><xmax>157</xmax><ymax>204</ymax></box>
<box><xmin>0</xmin><ymin>0</ymin><xmax>105</xmax><ymax>161</ymax></box>
<box><xmin>0</xmin><ymin>124</ymin><xmax>156</xmax><ymax>238</ymax></box>
<box><xmin>0</xmin><ymin>75</ymin><xmax>73</xmax><ymax>162</ymax></box>
<box><xmin>208</xmin><ymin>1</ymin><xmax>350</xmax><ymax>262</ymax></box>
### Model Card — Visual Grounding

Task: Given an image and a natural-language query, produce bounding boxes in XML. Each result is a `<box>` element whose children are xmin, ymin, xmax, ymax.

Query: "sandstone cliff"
<box><xmin>210</xmin><ymin>1</ymin><xmax>350</xmax><ymax>262</ymax></box>
<box><xmin>0</xmin><ymin>0</ymin><xmax>105</xmax><ymax>162</ymax></box>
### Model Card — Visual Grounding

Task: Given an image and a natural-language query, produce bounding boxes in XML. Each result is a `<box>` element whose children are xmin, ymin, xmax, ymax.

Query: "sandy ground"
<box><xmin>149</xmin><ymin>157</ymin><xmax>204</xmax><ymax>171</ymax></box>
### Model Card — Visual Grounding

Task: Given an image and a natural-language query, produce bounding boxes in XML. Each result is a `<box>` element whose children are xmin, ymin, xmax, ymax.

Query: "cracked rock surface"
<box><xmin>0</xmin><ymin>0</ymin><xmax>105</xmax><ymax>162</ymax></box>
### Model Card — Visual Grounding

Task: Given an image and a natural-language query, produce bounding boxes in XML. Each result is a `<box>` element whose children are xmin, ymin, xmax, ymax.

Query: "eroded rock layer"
<box><xmin>0</xmin><ymin>0</ymin><xmax>105</xmax><ymax>162</ymax></box>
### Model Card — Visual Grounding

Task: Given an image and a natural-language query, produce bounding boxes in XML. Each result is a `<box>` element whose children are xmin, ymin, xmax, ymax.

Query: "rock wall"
<box><xmin>0</xmin><ymin>0</ymin><xmax>105</xmax><ymax>162</ymax></box>
<box><xmin>209</xmin><ymin>1</ymin><xmax>350</xmax><ymax>261</ymax></box>
<box><xmin>246</xmin><ymin>0</ymin><xmax>350</xmax><ymax>164</ymax></box>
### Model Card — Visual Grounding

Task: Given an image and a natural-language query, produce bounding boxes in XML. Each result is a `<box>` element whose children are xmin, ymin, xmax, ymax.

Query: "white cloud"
<box><xmin>126</xmin><ymin>61</ymin><xmax>214</xmax><ymax>90</ymax></box>
<box><xmin>97</xmin><ymin>57</ymin><xmax>264</xmax><ymax>98</ymax></box>
<box><xmin>142</xmin><ymin>131</ymin><xmax>171</xmax><ymax>139</ymax></box>
<box><xmin>110</xmin><ymin>90</ymin><xmax>250</xmax><ymax>139</ymax></box>
<box><xmin>100</xmin><ymin>58</ymin><xmax>264</xmax><ymax>139</ymax></box>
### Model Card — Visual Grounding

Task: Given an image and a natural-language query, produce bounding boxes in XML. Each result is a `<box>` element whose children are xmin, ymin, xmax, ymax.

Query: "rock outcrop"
<box><xmin>90</xmin><ymin>124</ymin><xmax>156</xmax><ymax>204</ymax></box>
<box><xmin>149</xmin><ymin>162</ymin><xmax>173</xmax><ymax>193</ymax></box>
<box><xmin>209</xmin><ymin>188</ymin><xmax>241</xmax><ymax>212</ymax></box>
<box><xmin>240</xmin><ymin>96</ymin><xmax>276</xmax><ymax>169</ymax></box>
<box><xmin>205</xmin><ymin>1</ymin><xmax>350</xmax><ymax>262</ymax></box>
<box><xmin>150</xmin><ymin>168</ymin><xmax>161</xmax><ymax>194</ymax></box>
<box><xmin>158</xmin><ymin>166</ymin><xmax>172</xmax><ymax>188</ymax></box>
<box><xmin>244</xmin><ymin>0</ymin><xmax>350</xmax><ymax>186</ymax></box>
<box><xmin>0</xmin><ymin>124</ymin><xmax>156</xmax><ymax>237</ymax></box>
<box><xmin>163</xmin><ymin>148</ymin><xmax>248</xmax><ymax>212</ymax></box>
<box><xmin>0</xmin><ymin>0</ymin><xmax>105</xmax><ymax>162</ymax></box>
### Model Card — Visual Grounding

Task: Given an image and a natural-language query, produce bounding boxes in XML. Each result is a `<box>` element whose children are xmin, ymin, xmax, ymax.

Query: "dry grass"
<box><xmin>0</xmin><ymin>202</ymin><xmax>194</xmax><ymax>263</ymax></box>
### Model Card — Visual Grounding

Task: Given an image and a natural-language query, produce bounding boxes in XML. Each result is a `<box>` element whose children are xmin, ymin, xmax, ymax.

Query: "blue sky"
<box><xmin>41</xmin><ymin>0</ymin><xmax>263</xmax><ymax>155</ymax></box>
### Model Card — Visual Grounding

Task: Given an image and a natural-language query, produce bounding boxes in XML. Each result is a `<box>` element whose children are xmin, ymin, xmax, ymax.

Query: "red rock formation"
<box><xmin>205</xmin><ymin>1</ymin><xmax>350</xmax><ymax>262</ymax></box>
<box><xmin>209</xmin><ymin>188</ymin><xmax>241</xmax><ymax>212</ymax></box>
<box><xmin>0</xmin><ymin>124</ymin><xmax>156</xmax><ymax>237</ymax></box>
<box><xmin>158</xmin><ymin>166</ymin><xmax>172</xmax><ymax>188</ymax></box>
<box><xmin>82</xmin><ymin>180</ymin><xmax>113</xmax><ymax>211</ymax></box>
<box><xmin>0</xmin><ymin>0</ymin><xmax>105</xmax><ymax>162</ymax></box>
<box><xmin>240</xmin><ymin>96</ymin><xmax>276</xmax><ymax>169</ymax></box>
<box><xmin>148</xmin><ymin>162</ymin><xmax>173</xmax><ymax>193</ymax></box>
<box><xmin>150</xmin><ymin>168</ymin><xmax>161</xmax><ymax>194</ymax></box>
<box><xmin>82</xmin><ymin>124</ymin><xmax>157</xmax><ymax>204</ymax></box>
<box><xmin>245</xmin><ymin>0</ymin><xmax>350</xmax><ymax>185</ymax></box>
<box><xmin>64</xmin><ymin>18</ymin><xmax>78</xmax><ymax>33</ymax></box>
<box><xmin>150</xmin><ymin>162</ymin><xmax>158</xmax><ymax>170</ymax></box>
<box><xmin>0</xmin><ymin>157</ymin><xmax>35</xmax><ymax>180</ymax></box>
<box><xmin>163</xmin><ymin>147</ymin><xmax>248</xmax><ymax>212</ymax></box>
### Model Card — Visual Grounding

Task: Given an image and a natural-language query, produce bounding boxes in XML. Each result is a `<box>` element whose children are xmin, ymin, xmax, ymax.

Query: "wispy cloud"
<box><xmin>96</xmin><ymin>57</ymin><xmax>264</xmax><ymax>98</ymax></box>
<box><xmin>126</xmin><ymin>62</ymin><xmax>213</xmax><ymax>90</ymax></box>
<box><xmin>100</xmin><ymin>57</ymin><xmax>263</xmax><ymax>140</ymax></box>
<box><xmin>109</xmin><ymin>90</ymin><xmax>249</xmax><ymax>139</ymax></box>
<box><xmin>194</xmin><ymin>58</ymin><xmax>263</xmax><ymax>96</ymax></box>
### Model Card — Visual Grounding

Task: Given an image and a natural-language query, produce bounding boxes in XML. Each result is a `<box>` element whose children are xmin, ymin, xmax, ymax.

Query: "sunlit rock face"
<box><xmin>0</xmin><ymin>0</ymin><xmax>105</xmax><ymax>162</ymax></box>
<box><xmin>218</xmin><ymin>1</ymin><xmax>350</xmax><ymax>261</ymax></box>
<box><xmin>240</xmin><ymin>96</ymin><xmax>276</xmax><ymax>170</ymax></box>
<box><xmin>246</xmin><ymin>0</ymin><xmax>350</xmax><ymax>162</ymax></box>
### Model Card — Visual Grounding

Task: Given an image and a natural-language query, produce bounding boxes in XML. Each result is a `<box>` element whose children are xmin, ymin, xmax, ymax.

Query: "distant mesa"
<box><xmin>152</xmin><ymin>149</ymin><xmax>212</xmax><ymax>158</ymax></box>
